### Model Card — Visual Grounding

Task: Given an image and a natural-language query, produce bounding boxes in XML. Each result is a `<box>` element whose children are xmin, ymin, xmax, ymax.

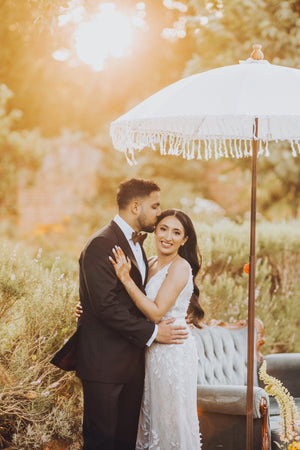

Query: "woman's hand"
<box><xmin>75</xmin><ymin>299</ymin><xmax>83</xmax><ymax>322</ymax></box>
<box><xmin>109</xmin><ymin>246</ymin><xmax>132</xmax><ymax>284</ymax></box>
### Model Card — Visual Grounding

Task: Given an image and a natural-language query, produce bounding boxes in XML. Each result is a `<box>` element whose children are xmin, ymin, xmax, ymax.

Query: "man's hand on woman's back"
<box><xmin>156</xmin><ymin>318</ymin><xmax>188</xmax><ymax>344</ymax></box>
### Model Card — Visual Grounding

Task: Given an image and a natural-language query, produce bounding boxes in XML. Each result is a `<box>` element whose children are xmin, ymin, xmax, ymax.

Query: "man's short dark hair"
<box><xmin>117</xmin><ymin>178</ymin><xmax>160</xmax><ymax>210</ymax></box>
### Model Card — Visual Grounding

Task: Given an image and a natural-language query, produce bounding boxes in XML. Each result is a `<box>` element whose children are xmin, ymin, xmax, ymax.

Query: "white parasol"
<box><xmin>110</xmin><ymin>45</ymin><xmax>300</xmax><ymax>449</ymax></box>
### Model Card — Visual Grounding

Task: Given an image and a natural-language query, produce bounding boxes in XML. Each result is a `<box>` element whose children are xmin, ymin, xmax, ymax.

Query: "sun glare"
<box><xmin>74</xmin><ymin>3</ymin><xmax>133</xmax><ymax>71</ymax></box>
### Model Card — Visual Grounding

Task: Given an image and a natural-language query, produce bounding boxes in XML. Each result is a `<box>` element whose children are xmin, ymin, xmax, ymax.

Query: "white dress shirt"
<box><xmin>113</xmin><ymin>214</ymin><xmax>146</xmax><ymax>282</ymax></box>
<box><xmin>113</xmin><ymin>215</ymin><xmax>157</xmax><ymax>346</ymax></box>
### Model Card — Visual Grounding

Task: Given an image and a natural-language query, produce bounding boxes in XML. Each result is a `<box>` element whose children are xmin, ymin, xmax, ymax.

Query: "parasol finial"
<box><xmin>250</xmin><ymin>44</ymin><xmax>264</xmax><ymax>60</ymax></box>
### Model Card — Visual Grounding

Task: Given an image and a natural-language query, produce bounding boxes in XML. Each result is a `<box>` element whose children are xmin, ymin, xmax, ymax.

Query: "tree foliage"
<box><xmin>183</xmin><ymin>0</ymin><xmax>300</xmax><ymax>218</ymax></box>
<box><xmin>1</xmin><ymin>0</ymin><xmax>300</xmax><ymax>219</ymax></box>
<box><xmin>186</xmin><ymin>0</ymin><xmax>300</xmax><ymax>71</ymax></box>
<box><xmin>0</xmin><ymin>0</ymin><xmax>193</xmax><ymax>135</ymax></box>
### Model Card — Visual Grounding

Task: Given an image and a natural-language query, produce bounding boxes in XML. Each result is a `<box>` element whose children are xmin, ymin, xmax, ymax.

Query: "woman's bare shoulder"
<box><xmin>172</xmin><ymin>256</ymin><xmax>190</xmax><ymax>269</ymax></box>
<box><xmin>168</xmin><ymin>257</ymin><xmax>190</xmax><ymax>282</ymax></box>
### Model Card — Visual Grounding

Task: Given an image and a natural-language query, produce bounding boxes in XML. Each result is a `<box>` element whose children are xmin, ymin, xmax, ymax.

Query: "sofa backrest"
<box><xmin>192</xmin><ymin>322</ymin><xmax>259</xmax><ymax>387</ymax></box>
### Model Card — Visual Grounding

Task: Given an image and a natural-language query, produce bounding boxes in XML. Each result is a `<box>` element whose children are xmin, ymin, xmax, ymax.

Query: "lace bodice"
<box><xmin>145</xmin><ymin>259</ymin><xmax>194</xmax><ymax>322</ymax></box>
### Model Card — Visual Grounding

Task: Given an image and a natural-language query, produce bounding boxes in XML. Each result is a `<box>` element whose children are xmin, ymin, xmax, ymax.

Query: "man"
<box><xmin>76</xmin><ymin>178</ymin><xmax>188</xmax><ymax>450</ymax></box>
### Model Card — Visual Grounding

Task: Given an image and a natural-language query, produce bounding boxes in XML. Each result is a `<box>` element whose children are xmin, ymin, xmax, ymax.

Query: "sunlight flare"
<box><xmin>74</xmin><ymin>3</ymin><xmax>133</xmax><ymax>71</ymax></box>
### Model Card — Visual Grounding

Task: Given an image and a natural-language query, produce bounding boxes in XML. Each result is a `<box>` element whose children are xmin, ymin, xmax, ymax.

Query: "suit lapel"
<box><xmin>110</xmin><ymin>220</ymin><xmax>142</xmax><ymax>279</ymax></box>
<box><xmin>141</xmin><ymin>246</ymin><xmax>149</xmax><ymax>288</ymax></box>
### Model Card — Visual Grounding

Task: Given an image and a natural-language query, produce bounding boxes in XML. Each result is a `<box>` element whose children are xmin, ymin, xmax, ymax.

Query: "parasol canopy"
<box><xmin>111</xmin><ymin>56</ymin><xmax>300</xmax><ymax>164</ymax></box>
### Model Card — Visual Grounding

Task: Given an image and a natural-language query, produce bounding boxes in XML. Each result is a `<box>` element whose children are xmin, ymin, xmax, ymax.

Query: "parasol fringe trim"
<box><xmin>289</xmin><ymin>139</ymin><xmax>300</xmax><ymax>157</ymax></box>
<box><xmin>125</xmin><ymin>149</ymin><xmax>136</xmax><ymax>166</ymax></box>
<box><xmin>120</xmin><ymin>136</ymin><xmax>300</xmax><ymax>160</ymax></box>
<box><xmin>111</xmin><ymin>121</ymin><xmax>300</xmax><ymax>161</ymax></box>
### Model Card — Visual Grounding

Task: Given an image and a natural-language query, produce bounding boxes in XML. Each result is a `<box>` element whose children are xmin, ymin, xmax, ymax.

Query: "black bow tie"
<box><xmin>131</xmin><ymin>231</ymin><xmax>147</xmax><ymax>245</ymax></box>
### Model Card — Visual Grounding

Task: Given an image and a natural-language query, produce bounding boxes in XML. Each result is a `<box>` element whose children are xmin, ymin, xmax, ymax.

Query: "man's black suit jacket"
<box><xmin>76</xmin><ymin>220</ymin><xmax>155</xmax><ymax>383</ymax></box>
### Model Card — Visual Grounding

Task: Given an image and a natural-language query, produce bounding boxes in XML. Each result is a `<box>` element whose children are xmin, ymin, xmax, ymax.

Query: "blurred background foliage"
<box><xmin>1</xmin><ymin>0</ymin><xmax>300</xmax><ymax>447</ymax></box>
<box><xmin>0</xmin><ymin>85</ymin><xmax>47</xmax><ymax>218</ymax></box>
<box><xmin>0</xmin><ymin>0</ymin><xmax>300</xmax><ymax>221</ymax></box>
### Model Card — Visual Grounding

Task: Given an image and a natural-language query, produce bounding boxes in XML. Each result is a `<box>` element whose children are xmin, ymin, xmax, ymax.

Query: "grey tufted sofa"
<box><xmin>192</xmin><ymin>319</ymin><xmax>289</xmax><ymax>450</ymax></box>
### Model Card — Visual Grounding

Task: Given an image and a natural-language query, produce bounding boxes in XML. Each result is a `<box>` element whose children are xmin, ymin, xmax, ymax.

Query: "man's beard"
<box><xmin>137</xmin><ymin>214</ymin><xmax>157</xmax><ymax>233</ymax></box>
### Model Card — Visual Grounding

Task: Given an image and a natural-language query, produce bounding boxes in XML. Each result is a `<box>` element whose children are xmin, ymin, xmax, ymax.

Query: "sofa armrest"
<box><xmin>197</xmin><ymin>385</ymin><xmax>269</xmax><ymax>419</ymax></box>
<box><xmin>263</xmin><ymin>353</ymin><xmax>300</xmax><ymax>397</ymax></box>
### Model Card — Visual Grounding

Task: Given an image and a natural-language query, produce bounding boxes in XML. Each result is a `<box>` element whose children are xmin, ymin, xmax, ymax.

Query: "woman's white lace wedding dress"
<box><xmin>136</xmin><ymin>260</ymin><xmax>201</xmax><ymax>449</ymax></box>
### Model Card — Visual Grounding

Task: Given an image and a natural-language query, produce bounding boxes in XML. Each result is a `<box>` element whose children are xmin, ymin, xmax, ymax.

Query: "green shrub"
<box><xmin>0</xmin><ymin>243</ymin><xmax>81</xmax><ymax>449</ymax></box>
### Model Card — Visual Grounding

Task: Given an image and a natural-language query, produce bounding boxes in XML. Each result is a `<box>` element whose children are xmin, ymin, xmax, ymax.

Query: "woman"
<box><xmin>109</xmin><ymin>209</ymin><xmax>203</xmax><ymax>449</ymax></box>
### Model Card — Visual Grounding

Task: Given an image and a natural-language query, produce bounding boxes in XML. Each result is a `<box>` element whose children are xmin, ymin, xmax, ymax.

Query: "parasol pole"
<box><xmin>246</xmin><ymin>45</ymin><xmax>264</xmax><ymax>450</ymax></box>
<box><xmin>246</xmin><ymin>116</ymin><xmax>258</xmax><ymax>450</ymax></box>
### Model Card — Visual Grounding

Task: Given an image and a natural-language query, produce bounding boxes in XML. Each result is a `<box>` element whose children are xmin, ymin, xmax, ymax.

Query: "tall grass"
<box><xmin>197</xmin><ymin>220</ymin><xmax>300</xmax><ymax>353</ymax></box>
<box><xmin>0</xmin><ymin>243</ymin><xmax>82</xmax><ymax>449</ymax></box>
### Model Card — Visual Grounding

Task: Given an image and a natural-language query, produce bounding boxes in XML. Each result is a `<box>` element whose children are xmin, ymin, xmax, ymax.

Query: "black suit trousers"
<box><xmin>82</xmin><ymin>374</ymin><xmax>144</xmax><ymax>450</ymax></box>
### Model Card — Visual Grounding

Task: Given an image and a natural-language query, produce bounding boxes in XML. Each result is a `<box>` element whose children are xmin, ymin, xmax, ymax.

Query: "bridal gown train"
<box><xmin>136</xmin><ymin>260</ymin><xmax>201</xmax><ymax>450</ymax></box>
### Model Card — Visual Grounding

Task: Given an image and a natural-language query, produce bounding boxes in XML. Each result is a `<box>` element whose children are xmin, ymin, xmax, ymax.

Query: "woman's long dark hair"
<box><xmin>156</xmin><ymin>209</ymin><xmax>204</xmax><ymax>328</ymax></box>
